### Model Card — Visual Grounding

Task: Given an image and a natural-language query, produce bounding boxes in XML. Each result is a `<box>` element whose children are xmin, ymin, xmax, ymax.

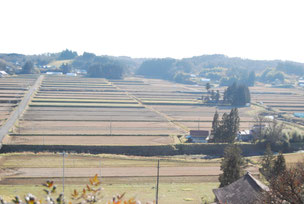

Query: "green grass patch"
<box><xmin>47</xmin><ymin>60</ymin><xmax>73</xmax><ymax>67</ymax></box>
<box><xmin>0</xmin><ymin>183</ymin><xmax>217</xmax><ymax>204</ymax></box>
<box><xmin>0</xmin><ymin>153</ymin><xmax>221</xmax><ymax>168</ymax></box>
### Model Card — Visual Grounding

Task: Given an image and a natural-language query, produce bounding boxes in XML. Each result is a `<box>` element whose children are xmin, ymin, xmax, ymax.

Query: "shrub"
<box><xmin>0</xmin><ymin>175</ymin><xmax>145</xmax><ymax>204</ymax></box>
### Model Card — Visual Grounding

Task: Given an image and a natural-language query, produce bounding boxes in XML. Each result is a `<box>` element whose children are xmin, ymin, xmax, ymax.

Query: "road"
<box><xmin>5</xmin><ymin>166</ymin><xmax>259</xmax><ymax>178</ymax></box>
<box><xmin>0</xmin><ymin>75</ymin><xmax>44</xmax><ymax>144</ymax></box>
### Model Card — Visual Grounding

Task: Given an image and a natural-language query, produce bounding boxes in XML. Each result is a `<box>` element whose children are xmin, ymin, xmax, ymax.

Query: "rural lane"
<box><xmin>9</xmin><ymin>166</ymin><xmax>259</xmax><ymax>178</ymax></box>
<box><xmin>0</xmin><ymin>75</ymin><xmax>44</xmax><ymax>144</ymax></box>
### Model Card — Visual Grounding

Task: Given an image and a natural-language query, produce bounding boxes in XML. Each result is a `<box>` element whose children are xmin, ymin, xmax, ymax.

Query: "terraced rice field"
<box><xmin>111</xmin><ymin>78</ymin><xmax>255</xmax><ymax>133</ymax></box>
<box><xmin>250</xmin><ymin>85</ymin><xmax>304</xmax><ymax>125</ymax></box>
<box><xmin>7</xmin><ymin>75</ymin><xmax>302</xmax><ymax>146</ymax></box>
<box><xmin>0</xmin><ymin>75</ymin><xmax>38</xmax><ymax>127</ymax></box>
<box><xmin>6</xmin><ymin>76</ymin><xmax>184</xmax><ymax>145</ymax></box>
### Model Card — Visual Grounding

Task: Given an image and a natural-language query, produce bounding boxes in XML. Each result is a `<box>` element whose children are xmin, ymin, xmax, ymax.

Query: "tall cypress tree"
<box><xmin>212</xmin><ymin>109</ymin><xmax>240</xmax><ymax>143</ymax></box>
<box><xmin>247</xmin><ymin>71</ymin><xmax>256</xmax><ymax>87</ymax></box>
<box><xmin>219</xmin><ymin>144</ymin><xmax>245</xmax><ymax>187</ymax></box>
<box><xmin>259</xmin><ymin>144</ymin><xmax>275</xmax><ymax>181</ymax></box>
<box><xmin>227</xmin><ymin>108</ymin><xmax>240</xmax><ymax>142</ymax></box>
<box><xmin>211</xmin><ymin>111</ymin><xmax>219</xmax><ymax>138</ymax></box>
<box><xmin>272</xmin><ymin>152</ymin><xmax>287</xmax><ymax>178</ymax></box>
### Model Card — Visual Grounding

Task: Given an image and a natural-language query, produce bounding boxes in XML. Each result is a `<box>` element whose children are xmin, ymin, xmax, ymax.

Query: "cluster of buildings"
<box><xmin>187</xmin><ymin>123</ymin><xmax>270</xmax><ymax>143</ymax></box>
<box><xmin>45</xmin><ymin>70</ymin><xmax>87</xmax><ymax>76</ymax></box>
<box><xmin>298</xmin><ymin>78</ymin><xmax>304</xmax><ymax>87</ymax></box>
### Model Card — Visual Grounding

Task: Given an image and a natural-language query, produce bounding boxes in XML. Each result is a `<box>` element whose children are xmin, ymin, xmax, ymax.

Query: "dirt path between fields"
<box><xmin>3</xmin><ymin>166</ymin><xmax>259</xmax><ymax>178</ymax></box>
<box><xmin>0</xmin><ymin>75</ymin><xmax>44</xmax><ymax>144</ymax></box>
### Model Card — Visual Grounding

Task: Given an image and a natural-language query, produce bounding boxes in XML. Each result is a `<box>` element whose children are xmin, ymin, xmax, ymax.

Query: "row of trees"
<box><xmin>210</xmin><ymin>108</ymin><xmax>240</xmax><ymax>143</ymax></box>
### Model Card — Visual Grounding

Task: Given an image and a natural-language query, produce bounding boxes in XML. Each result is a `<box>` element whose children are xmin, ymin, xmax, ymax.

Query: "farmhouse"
<box><xmin>0</xmin><ymin>71</ymin><xmax>8</xmax><ymax>77</ymax></box>
<box><xmin>298</xmin><ymin>79</ymin><xmax>304</xmax><ymax>87</ymax></box>
<box><xmin>188</xmin><ymin>130</ymin><xmax>209</xmax><ymax>143</ymax></box>
<box><xmin>66</xmin><ymin>73</ymin><xmax>77</xmax><ymax>76</ymax></box>
<box><xmin>46</xmin><ymin>72</ymin><xmax>63</xmax><ymax>75</ymax></box>
<box><xmin>237</xmin><ymin>130</ymin><xmax>252</xmax><ymax>142</ymax></box>
<box><xmin>200</xmin><ymin>78</ymin><xmax>211</xmax><ymax>85</ymax></box>
<box><xmin>213</xmin><ymin>172</ymin><xmax>269</xmax><ymax>204</ymax></box>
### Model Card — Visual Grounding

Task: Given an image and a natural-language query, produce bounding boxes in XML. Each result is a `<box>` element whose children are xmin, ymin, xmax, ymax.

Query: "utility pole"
<box><xmin>156</xmin><ymin>160</ymin><xmax>160</xmax><ymax>204</ymax></box>
<box><xmin>62</xmin><ymin>151</ymin><xmax>65</xmax><ymax>200</ymax></box>
<box><xmin>99</xmin><ymin>160</ymin><xmax>102</xmax><ymax>179</ymax></box>
<box><xmin>198</xmin><ymin>117</ymin><xmax>200</xmax><ymax>130</ymax></box>
<box><xmin>110</xmin><ymin>116</ymin><xmax>112</xmax><ymax>136</ymax></box>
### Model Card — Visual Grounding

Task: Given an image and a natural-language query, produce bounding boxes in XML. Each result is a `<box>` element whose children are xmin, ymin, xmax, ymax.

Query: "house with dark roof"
<box><xmin>213</xmin><ymin>172</ymin><xmax>269</xmax><ymax>204</ymax></box>
<box><xmin>188</xmin><ymin>130</ymin><xmax>209</xmax><ymax>143</ymax></box>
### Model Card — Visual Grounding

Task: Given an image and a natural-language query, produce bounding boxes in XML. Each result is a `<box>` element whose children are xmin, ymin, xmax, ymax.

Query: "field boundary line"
<box><xmin>111</xmin><ymin>82</ymin><xmax>189</xmax><ymax>136</ymax></box>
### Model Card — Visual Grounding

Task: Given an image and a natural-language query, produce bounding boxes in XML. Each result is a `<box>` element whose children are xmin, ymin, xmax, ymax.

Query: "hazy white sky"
<box><xmin>0</xmin><ymin>0</ymin><xmax>304</xmax><ymax>62</ymax></box>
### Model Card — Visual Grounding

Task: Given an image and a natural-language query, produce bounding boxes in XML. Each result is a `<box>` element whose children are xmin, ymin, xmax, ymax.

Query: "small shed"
<box><xmin>189</xmin><ymin>130</ymin><xmax>209</xmax><ymax>143</ymax></box>
<box><xmin>213</xmin><ymin>172</ymin><xmax>269</xmax><ymax>204</ymax></box>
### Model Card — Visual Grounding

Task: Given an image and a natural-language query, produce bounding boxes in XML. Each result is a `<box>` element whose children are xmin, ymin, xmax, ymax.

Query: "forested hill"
<box><xmin>183</xmin><ymin>54</ymin><xmax>281</xmax><ymax>72</ymax></box>
<box><xmin>136</xmin><ymin>54</ymin><xmax>304</xmax><ymax>84</ymax></box>
<box><xmin>1</xmin><ymin>50</ymin><xmax>304</xmax><ymax>82</ymax></box>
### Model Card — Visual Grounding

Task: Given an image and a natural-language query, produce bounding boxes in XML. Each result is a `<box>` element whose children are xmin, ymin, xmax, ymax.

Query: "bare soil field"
<box><xmin>0</xmin><ymin>75</ymin><xmax>38</xmax><ymax>127</ymax></box>
<box><xmin>16</xmin><ymin>121</ymin><xmax>180</xmax><ymax>135</ymax></box>
<box><xmin>6</xmin><ymin>135</ymin><xmax>174</xmax><ymax>145</ymax></box>
<box><xmin>7</xmin><ymin>75</ymin><xmax>304</xmax><ymax>146</ymax></box>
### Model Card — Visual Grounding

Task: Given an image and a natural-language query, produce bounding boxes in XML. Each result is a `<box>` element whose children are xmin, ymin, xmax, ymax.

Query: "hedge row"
<box><xmin>1</xmin><ymin>143</ymin><xmax>302</xmax><ymax>156</ymax></box>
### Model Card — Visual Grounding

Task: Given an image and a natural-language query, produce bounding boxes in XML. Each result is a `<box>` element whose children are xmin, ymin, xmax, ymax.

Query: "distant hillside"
<box><xmin>183</xmin><ymin>54</ymin><xmax>281</xmax><ymax>72</ymax></box>
<box><xmin>136</xmin><ymin>54</ymin><xmax>304</xmax><ymax>85</ymax></box>
<box><xmin>1</xmin><ymin>51</ymin><xmax>304</xmax><ymax>82</ymax></box>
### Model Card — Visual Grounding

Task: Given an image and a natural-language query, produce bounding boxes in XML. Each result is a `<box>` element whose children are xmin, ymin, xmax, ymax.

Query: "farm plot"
<box><xmin>7</xmin><ymin>76</ymin><xmax>182</xmax><ymax>146</ymax></box>
<box><xmin>0</xmin><ymin>75</ymin><xmax>38</xmax><ymax>127</ymax></box>
<box><xmin>111</xmin><ymin>78</ymin><xmax>255</xmax><ymax>132</ymax></box>
<box><xmin>0</xmin><ymin>153</ymin><xmax>263</xmax><ymax>203</ymax></box>
<box><xmin>250</xmin><ymin>85</ymin><xmax>304</xmax><ymax>117</ymax></box>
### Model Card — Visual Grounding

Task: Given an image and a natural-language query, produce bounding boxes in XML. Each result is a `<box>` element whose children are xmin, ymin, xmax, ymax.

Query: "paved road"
<box><xmin>0</xmin><ymin>75</ymin><xmax>44</xmax><ymax>144</ymax></box>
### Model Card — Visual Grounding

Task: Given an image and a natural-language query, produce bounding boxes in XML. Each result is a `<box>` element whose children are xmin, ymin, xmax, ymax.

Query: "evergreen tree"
<box><xmin>211</xmin><ymin>111</ymin><xmax>219</xmax><ymax>139</ymax></box>
<box><xmin>227</xmin><ymin>108</ymin><xmax>240</xmax><ymax>142</ymax></box>
<box><xmin>212</xmin><ymin>113</ymin><xmax>227</xmax><ymax>143</ymax></box>
<box><xmin>272</xmin><ymin>152</ymin><xmax>286</xmax><ymax>178</ymax></box>
<box><xmin>211</xmin><ymin>90</ymin><xmax>215</xmax><ymax>101</ymax></box>
<box><xmin>215</xmin><ymin>90</ymin><xmax>220</xmax><ymax>103</ymax></box>
<box><xmin>212</xmin><ymin>108</ymin><xmax>240</xmax><ymax>143</ymax></box>
<box><xmin>219</xmin><ymin>144</ymin><xmax>245</xmax><ymax>187</ymax></box>
<box><xmin>205</xmin><ymin>82</ymin><xmax>211</xmax><ymax>93</ymax></box>
<box><xmin>22</xmin><ymin>61</ymin><xmax>37</xmax><ymax>74</ymax></box>
<box><xmin>247</xmin><ymin>71</ymin><xmax>256</xmax><ymax>86</ymax></box>
<box><xmin>259</xmin><ymin>144</ymin><xmax>275</xmax><ymax>181</ymax></box>
<box><xmin>60</xmin><ymin>63</ymin><xmax>71</xmax><ymax>74</ymax></box>
<box><xmin>224</xmin><ymin>82</ymin><xmax>251</xmax><ymax>106</ymax></box>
